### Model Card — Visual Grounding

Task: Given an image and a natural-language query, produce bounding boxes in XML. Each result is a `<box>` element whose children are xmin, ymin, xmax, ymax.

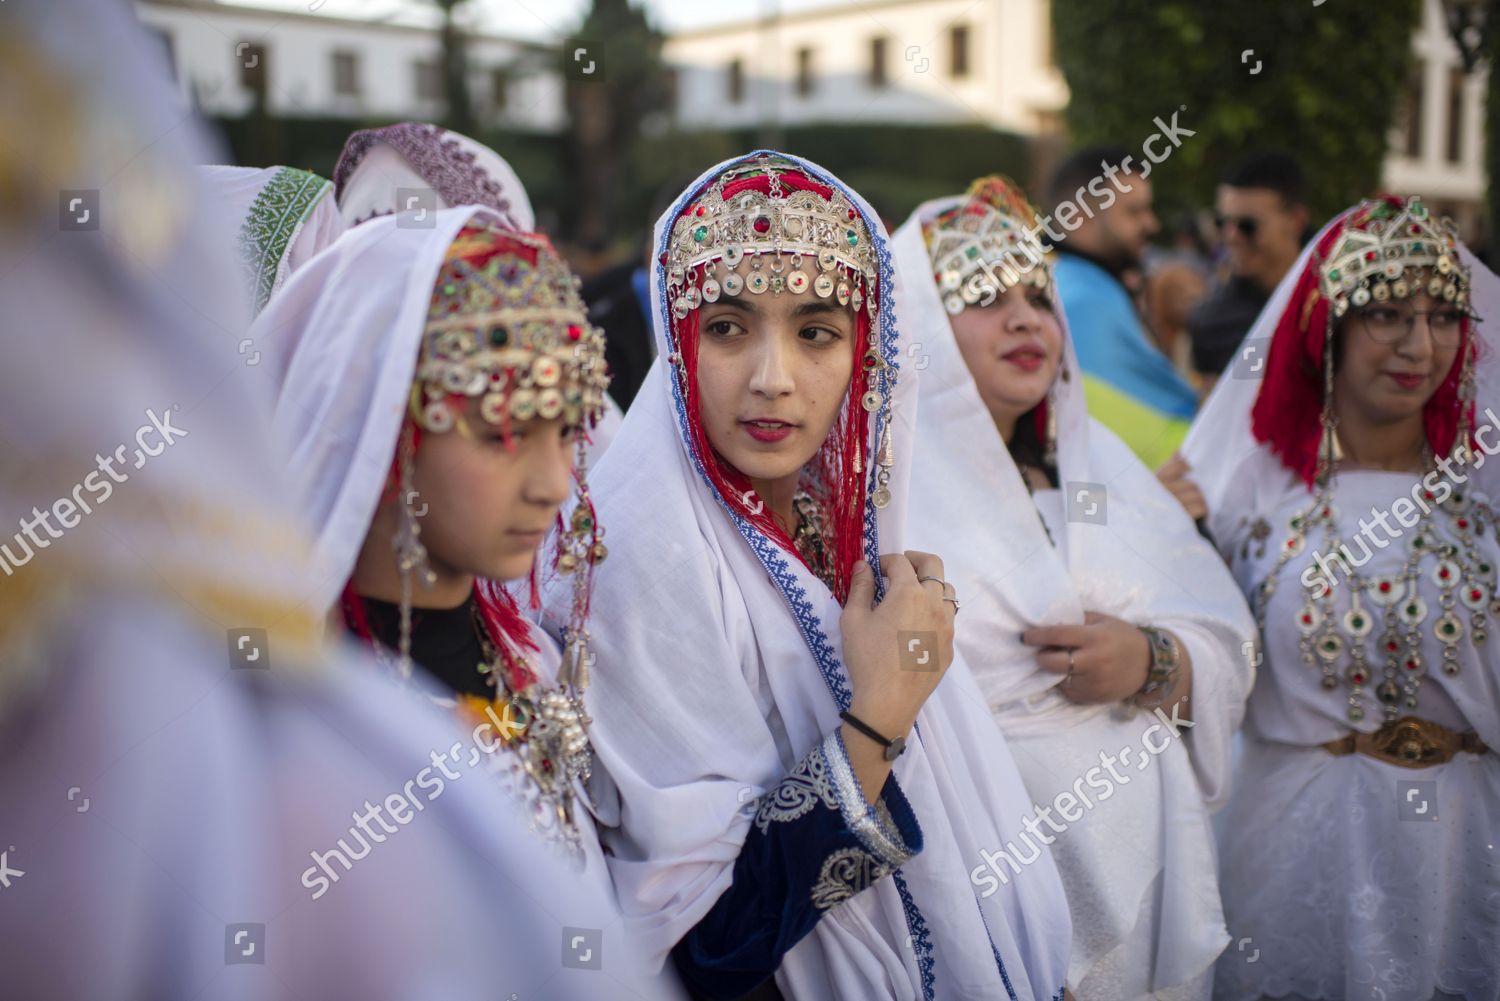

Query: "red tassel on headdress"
<box><xmin>1250</xmin><ymin>195</ymin><xmax>1475</xmax><ymax>490</ymax></box>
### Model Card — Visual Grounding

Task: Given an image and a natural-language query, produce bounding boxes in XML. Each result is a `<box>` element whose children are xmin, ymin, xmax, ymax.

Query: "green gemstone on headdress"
<box><xmin>1329</xmin><ymin>269</ymin><xmax>1341</xmax><ymax>281</ymax></box>
<box><xmin>965</xmin><ymin>246</ymin><xmax>980</xmax><ymax>259</ymax></box>
<box><xmin>846</xmin><ymin>229</ymin><xmax>859</xmax><ymax>247</ymax></box>
<box><xmin>444</xmin><ymin>283</ymin><xmax>457</xmax><ymax>295</ymax></box>
<box><xmin>693</xmin><ymin>225</ymin><xmax>708</xmax><ymax>242</ymax></box>
<box><xmin>489</xmin><ymin>327</ymin><xmax>508</xmax><ymax>346</ymax></box>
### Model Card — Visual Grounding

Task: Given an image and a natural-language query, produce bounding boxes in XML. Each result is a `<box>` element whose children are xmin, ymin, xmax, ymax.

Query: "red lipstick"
<box><xmin>741</xmin><ymin>420</ymin><xmax>795</xmax><ymax>443</ymax></box>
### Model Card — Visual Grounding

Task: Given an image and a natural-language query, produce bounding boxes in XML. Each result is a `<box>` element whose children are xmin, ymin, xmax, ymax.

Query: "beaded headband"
<box><xmin>414</xmin><ymin>225</ymin><xmax>609</xmax><ymax>434</ymax></box>
<box><xmin>1318</xmin><ymin>196</ymin><xmax>1471</xmax><ymax>318</ymax></box>
<box><xmin>922</xmin><ymin>175</ymin><xmax>1051</xmax><ymax>315</ymax></box>
<box><xmin>664</xmin><ymin>154</ymin><xmax>878</xmax><ymax>317</ymax></box>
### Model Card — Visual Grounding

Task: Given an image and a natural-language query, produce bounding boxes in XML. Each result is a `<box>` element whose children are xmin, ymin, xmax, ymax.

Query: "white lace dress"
<box><xmin>1213</xmin><ymin>468</ymin><xmax>1500</xmax><ymax>1001</ymax></box>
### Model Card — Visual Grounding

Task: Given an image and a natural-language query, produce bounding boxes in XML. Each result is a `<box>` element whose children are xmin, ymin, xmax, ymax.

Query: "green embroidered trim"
<box><xmin>238</xmin><ymin>167</ymin><xmax>331</xmax><ymax>314</ymax></box>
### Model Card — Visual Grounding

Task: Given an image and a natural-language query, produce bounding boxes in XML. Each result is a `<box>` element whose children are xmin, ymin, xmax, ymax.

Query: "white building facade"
<box><xmin>136</xmin><ymin>0</ymin><xmax>566</xmax><ymax>132</ymax></box>
<box><xmin>1382</xmin><ymin>0</ymin><xmax>1490</xmax><ymax>230</ymax></box>
<box><xmin>137</xmin><ymin>0</ymin><xmax>1487</xmax><ymax>228</ymax></box>
<box><xmin>666</xmin><ymin>0</ymin><xmax>1067</xmax><ymax>136</ymax></box>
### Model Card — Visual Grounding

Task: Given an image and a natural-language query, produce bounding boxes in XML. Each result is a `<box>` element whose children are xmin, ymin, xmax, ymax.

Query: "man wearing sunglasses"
<box><xmin>1189</xmin><ymin>152</ymin><xmax>1310</xmax><ymax>393</ymax></box>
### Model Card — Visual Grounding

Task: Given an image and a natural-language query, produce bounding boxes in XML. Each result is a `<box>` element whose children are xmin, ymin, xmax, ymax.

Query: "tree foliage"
<box><xmin>563</xmin><ymin>0</ymin><xmax>671</xmax><ymax>246</ymax></box>
<box><xmin>1052</xmin><ymin>0</ymin><xmax>1423</xmax><ymax>223</ymax></box>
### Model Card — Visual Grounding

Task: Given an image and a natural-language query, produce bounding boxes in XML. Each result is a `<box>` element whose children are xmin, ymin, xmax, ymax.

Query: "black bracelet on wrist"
<box><xmin>839</xmin><ymin>710</ymin><xmax>907</xmax><ymax>761</ymax></box>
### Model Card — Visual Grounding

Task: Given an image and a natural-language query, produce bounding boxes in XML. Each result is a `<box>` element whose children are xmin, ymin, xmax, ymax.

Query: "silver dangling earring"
<box><xmin>1317</xmin><ymin>318</ymin><xmax>1342</xmax><ymax>487</ymax></box>
<box><xmin>391</xmin><ymin>421</ymin><xmax>436</xmax><ymax>679</ymax></box>
<box><xmin>1452</xmin><ymin>333</ymin><xmax>1478</xmax><ymax>465</ymax></box>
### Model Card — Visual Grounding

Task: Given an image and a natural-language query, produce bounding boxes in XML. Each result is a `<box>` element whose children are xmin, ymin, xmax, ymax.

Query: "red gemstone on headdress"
<box><xmin>1472</xmin><ymin>588</ymin><xmax>1483</xmax><ymax>601</ymax></box>
<box><xmin>1365</xmin><ymin>251</ymin><xmax>1377</xmax><ymax>261</ymax></box>
<box><xmin>1386</xmin><ymin>640</ymin><xmax>1399</xmax><ymax>652</ymax></box>
<box><xmin>753</xmin><ymin>216</ymin><xmax>770</xmax><ymax>233</ymax></box>
<box><xmin>1459</xmin><ymin>518</ymin><xmax>1470</xmax><ymax>529</ymax></box>
<box><xmin>1379</xmin><ymin>581</ymin><xmax>1392</xmax><ymax>592</ymax></box>
<box><xmin>1351</xmin><ymin>671</ymin><xmax>1366</xmax><ymax>684</ymax></box>
<box><xmin>1301</xmin><ymin>613</ymin><xmax>1313</xmax><ymax>625</ymax></box>
<box><xmin>847</xmin><ymin>208</ymin><xmax>856</xmax><ymax>219</ymax></box>
<box><xmin>696</xmin><ymin>205</ymin><xmax>706</xmax><ymax>217</ymax></box>
<box><xmin>567</xmin><ymin>324</ymin><xmax>583</xmax><ymax>341</ymax></box>
<box><xmin>1440</xmin><ymin>568</ymin><xmax>1451</xmax><ymax>579</ymax></box>
<box><xmin>1405</xmin><ymin>659</ymin><xmax>1419</xmax><ymax>670</ymax></box>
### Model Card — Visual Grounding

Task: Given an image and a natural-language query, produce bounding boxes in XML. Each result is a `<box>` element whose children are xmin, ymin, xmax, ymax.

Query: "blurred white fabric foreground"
<box><xmin>0</xmin><ymin>3</ymin><xmax>674</xmax><ymax>1000</ymax></box>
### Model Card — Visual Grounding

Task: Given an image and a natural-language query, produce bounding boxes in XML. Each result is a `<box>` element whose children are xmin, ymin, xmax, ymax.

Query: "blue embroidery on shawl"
<box><xmin>975</xmin><ymin>884</ymin><xmax>1020</xmax><ymax>1001</ymax></box>
<box><xmin>654</xmin><ymin>150</ymin><xmax>946</xmax><ymax>1000</ymax></box>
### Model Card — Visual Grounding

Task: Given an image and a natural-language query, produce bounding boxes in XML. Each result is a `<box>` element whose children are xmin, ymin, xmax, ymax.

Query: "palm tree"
<box><xmin>563</xmin><ymin>0</ymin><xmax>669</xmax><ymax>249</ymax></box>
<box><xmin>432</xmin><ymin>0</ymin><xmax>476</xmax><ymax>134</ymax></box>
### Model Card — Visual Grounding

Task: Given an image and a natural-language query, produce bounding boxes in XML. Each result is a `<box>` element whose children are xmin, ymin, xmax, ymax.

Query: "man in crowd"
<box><xmin>1188</xmin><ymin>152</ymin><xmax>1310</xmax><ymax>394</ymax></box>
<box><xmin>1050</xmin><ymin>147</ymin><xmax>1198</xmax><ymax>468</ymax></box>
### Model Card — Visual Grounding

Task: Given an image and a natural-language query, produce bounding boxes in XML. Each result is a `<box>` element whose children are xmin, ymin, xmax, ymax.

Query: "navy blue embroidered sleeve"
<box><xmin>670</xmin><ymin>729</ymin><xmax>923</xmax><ymax>999</ymax></box>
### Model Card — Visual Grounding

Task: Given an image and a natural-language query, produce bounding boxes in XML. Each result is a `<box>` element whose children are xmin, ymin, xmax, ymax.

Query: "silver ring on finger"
<box><xmin>943</xmin><ymin>595</ymin><xmax>960</xmax><ymax>615</ymax></box>
<box><xmin>1064</xmin><ymin>647</ymin><xmax>1076</xmax><ymax>683</ymax></box>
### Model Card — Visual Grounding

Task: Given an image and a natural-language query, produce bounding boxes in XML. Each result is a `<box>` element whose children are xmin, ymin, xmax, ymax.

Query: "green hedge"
<box><xmin>212</xmin><ymin>114</ymin><xmax>1031</xmax><ymax>253</ymax></box>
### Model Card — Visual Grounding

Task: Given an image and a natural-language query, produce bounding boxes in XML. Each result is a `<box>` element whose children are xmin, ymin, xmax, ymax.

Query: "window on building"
<box><xmin>796</xmin><ymin>46</ymin><xmax>814</xmax><ymax>96</ymax></box>
<box><xmin>870</xmin><ymin>36</ymin><xmax>888</xmax><ymax>88</ymax></box>
<box><xmin>332</xmin><ymin>50</ymin><xmax>359</xmax><ymax>97</ymax></box>
<box><xmin>728</xmin><ymin>58</ymin><xmax>745</xmax><ymax>103</ymax></box>
<box><xmin>949</xmin><ymin>24</ymin><xmax>970</xmax><ymax>78</ymax></box>
<box><xmin>1446</xmin><ymin>67</ymin><xmax>1465</xmax><ymax>163</ymax></box>
<box><xmin>238</xmin><ymin>41</ymin><xmax>267</xmax><ymax>92</ymax></box>
<box><xmin>414</xmin><ymin>59</ymin><xmax>444</xmax><ymax>101</ymax></box>
<box><xmin>491</xmin><ymin>68</ymin><xmax>508</xmax><ymax>111</ymax></box>
<box><xmin>1401</xmin><ymin>65</ymin><xmax>1424</xmax><ymax>158</ymax></box>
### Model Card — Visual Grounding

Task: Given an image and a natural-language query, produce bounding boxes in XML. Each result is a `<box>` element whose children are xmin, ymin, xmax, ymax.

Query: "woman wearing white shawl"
<box><xmin>1177</xmin><ymin>196</ymin><xmax>1500</xmax><ymax>1001</ymax></box>
<box><xmin>895</xmin><ymin>177</ymin><xmax>1256</xmax><ymax>999</ymax></box>
<box><xmin>200</xmin><ymin>163</ymin><xmax>343</xmax><ymax>315</ymax></box>
<box><xmin>253</xmin><ymin>207</ymin><xmax>681</xmax><ymax>996</ymax></box>
<box><xmin>541</xmin><ymin>151</ymin><xmax>1071</xmax><ymax>1001</ymax></box>
<box><xmin>0</xmin><ymin>2</ymin><xmax>641</xmax><ymax>997</ymax></box>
